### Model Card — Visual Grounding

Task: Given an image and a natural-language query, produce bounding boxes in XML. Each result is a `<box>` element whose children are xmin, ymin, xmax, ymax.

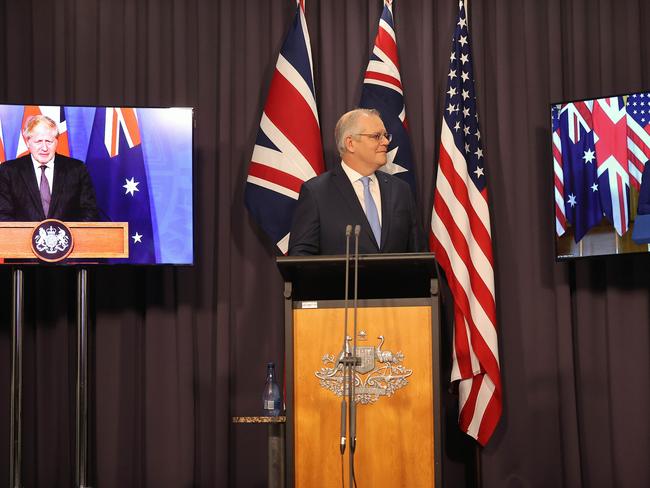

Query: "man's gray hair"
<box><xmin>334</xmin><ymin>108</ymin><xmax>382</xmax><ymax>156</ymax></box>
<box><xmin>22</xmin><ymin>114</ymin><xmax>59</xmax><ymax>140</ymax></box>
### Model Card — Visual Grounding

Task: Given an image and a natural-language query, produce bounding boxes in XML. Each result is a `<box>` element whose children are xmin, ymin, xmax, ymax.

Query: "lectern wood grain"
<box><xmin>293</xmin><ymin>305</ymin><xmax>435</xmax><ymax>487</ymax></box>
<box><xmin>0</xmin><ymin>222</ymin><xmax>128</xmax><ymax>258</ymax></box>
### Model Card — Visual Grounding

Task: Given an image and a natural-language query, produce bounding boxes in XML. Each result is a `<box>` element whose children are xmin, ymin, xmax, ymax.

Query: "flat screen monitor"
<box><xmin>552</xmin><ymin>92</ymin><xmax>650</xmax><ymax>260</ymax></box>
<box><xmin>0</xmin><ymin>104</ymin><xmax>194</xmax><ymax>265</ymax></box>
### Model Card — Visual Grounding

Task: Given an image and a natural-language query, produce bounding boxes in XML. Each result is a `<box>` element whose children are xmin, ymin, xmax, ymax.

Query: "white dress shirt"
<box><xmin>340</xmin><ymin>161</ymin><xmax>382</xmax><ymax>224</ymax></box>
<box><xmin>31</xmin><ymin>155</ymin><xmax>54</xmax><ymax>193</ymax></box>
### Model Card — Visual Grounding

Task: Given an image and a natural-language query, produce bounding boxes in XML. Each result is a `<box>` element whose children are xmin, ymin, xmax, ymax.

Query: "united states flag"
<box><xmin>359</xmin><ymin>0</ymin><xmax>415</xmax><ymax>191</ymax></box>
<box><xmin>593</xmin><ymin>97</ymin><xmax>629</xmax><ymax>236</ymax></box>
<box><xmin>552</xmin><ymin>105</ymin><xmax>566</xmax><ymax>236</ymax></box>
<box><xmin>625</xmin><ymin>92</ymin><xmax>650</xmax><ymax>190</ymax></box>
<box><xmin>16</xmin><ymin>105</ymin><xmax>70</xmax><ymax>157</ymax></box>
<box><xmin>430</xmin><ymin>0</ymin><xmax>501</xmax><ymax>446</ymax></box>
<box><xmin>245</xmin><ymin>0</ymin><xmax>324</xmax><ymax>254</ymax></box>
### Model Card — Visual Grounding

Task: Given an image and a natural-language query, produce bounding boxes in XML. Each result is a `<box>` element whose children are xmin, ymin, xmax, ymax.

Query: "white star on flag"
<box><xmin>381</xmin><ymin>146</ymin><xmax>408</xmax><ymax>175</ymax></box>
<box><xmin>583</xmin><ymin>148</ymin><xmax>595</xmax><ymax>163</ymax></box>
<box><xmin>123</xmin><ymin>177</ymin><xmax>140</xmax><ymax>196</ymax></box>
<box><xmin>474</xmin><ymin>166</ymin><xmax>484</xmax><ymax>178</ymax></box>
<box><xmin>132</xmin><ymin>232</ymin><xmax>143</xmax><ymax>243</ymax></box>
<box><xmin>568</xmin><ymin>194</ymin><xmax>577</xmax><ymax>207</ymax></box>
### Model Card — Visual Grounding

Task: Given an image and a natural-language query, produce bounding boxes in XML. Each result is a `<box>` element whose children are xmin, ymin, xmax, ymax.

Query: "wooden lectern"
<box><xmin>0</xmin><ymin>221</ymin><xmax>129</xmax><ymax>259</ymax></box>
<box><xmin>1</xmin><ymin>221</ymin><xmax>129</xmax><ymax>488</ymax></box>
<box><xmin>277</xmin><ymin>253</ymin><xmax>442</xmax><ymax>488</ymax></box>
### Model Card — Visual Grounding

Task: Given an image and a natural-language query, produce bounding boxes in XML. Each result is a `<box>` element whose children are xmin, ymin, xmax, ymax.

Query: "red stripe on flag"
<box><xmin>248</xmin><ymin>161</ymin><xmax>304</xmax><ymax>195</ymax></box>
<box><xmin>458</xmin><ymin>374</ymin><xmax>482</xmax><ymax>433</ymax></box>
<box><xmin>617</xmin><ymin>174</ymin><xmax>627</xmax><ymax>234</ymax></box>
<box><xmin>433</xmin><ymin>188</ymin><xmax>496</xmax><ymax>325</ymax></box>
<box><xmin>437</xmin><ymin>146</ymin><xmax>494</xmax><ymax>266</ymax></box>
<box><xmin>364</xmin><ymin>71</ymin><xmax>402</xmax><ymax>91</ymax></box>
<box><xmin>375</xmin><ymin>26</ymin><xmax>400</xmax><ymax>70</ymax></box>
<box><xmin>476</xmin><ymin>385</ymin><xmax>502</xmax><ymax>445</ymax></box>
<box><xmin>264</xmin><ymin>72</ymin><xmax>324</xmax><ymax>175</ymax></box>
<box><xmin>555</xmin><ymin>203</ymin><xmax>567</xmax><ymax>228</ymax></box>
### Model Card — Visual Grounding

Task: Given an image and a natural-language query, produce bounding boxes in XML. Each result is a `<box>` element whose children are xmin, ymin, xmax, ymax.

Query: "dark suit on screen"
<box><xmin>0</xmin><ymin>154</ymin><xmax>99</xmax><ymax>222</ymax></box>
<box><xmin>288</xmin><ymin>163</ymin><xmax>426</xmax><ymax>255</ymax></box>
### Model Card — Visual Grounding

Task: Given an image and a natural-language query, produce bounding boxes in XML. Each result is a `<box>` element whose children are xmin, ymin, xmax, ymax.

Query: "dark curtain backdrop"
<box><xmin>0</xmin><ymin>0</ymin><xmax>649</xmax><ymax>486</ymax></box>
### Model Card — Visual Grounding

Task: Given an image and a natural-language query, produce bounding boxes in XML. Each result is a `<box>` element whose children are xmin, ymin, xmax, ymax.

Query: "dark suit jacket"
<box><xmin>288</xmin><ymin>163</ymin><xmax>427</xmax><ymax>255</ymax></box>
<box><xmin>0</xmin><ymin>154</ymin><xmax>99</xmax><ymax>222</ymax></box>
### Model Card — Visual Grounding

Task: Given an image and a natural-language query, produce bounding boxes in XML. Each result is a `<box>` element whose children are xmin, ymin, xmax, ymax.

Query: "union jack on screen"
<box><xmin>593</xmin><ymin>97</ymin><xmax>629</xmax><ymax>236</ymax></box>
<box><xmin>16</xmin><ymin>105</ymin><xmax>71</xmax><ymax>158</ymax></box>
<box><xmin>430</xmin><ymin>0</ymin><xmax>501</xmax><ymax>446</ymax></box>
<box><xmin>359</xmin><ymin>0</ymin><xmax>416</xmax><ymax>192</ymax></box>
<box><xmin>245</xmin><ymin>0</ymin><xmax>324</xmax><ymax>254</ymax></box>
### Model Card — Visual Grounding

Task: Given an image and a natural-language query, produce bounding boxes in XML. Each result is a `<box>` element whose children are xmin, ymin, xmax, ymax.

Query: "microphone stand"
<box><xmin>348</xmin><ymin>225</ymin><xmax>361</xmax><ymax>487</ymax></box>
<box><xmin>339</xmin><ymin>225</ymin><xmax>352</xmax><ymax>458</ymax></box>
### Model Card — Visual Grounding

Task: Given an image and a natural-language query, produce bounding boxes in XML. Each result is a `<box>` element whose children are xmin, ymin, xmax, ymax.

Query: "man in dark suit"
<box><xmin>0</xmin><ymin>114</ymin><xmax>99</xmax><ymax>222</ymax></box>
<box><xmin>288</xmin><ymin>108</ymin><xmax>426</xmax><ymax>255</ymax></box>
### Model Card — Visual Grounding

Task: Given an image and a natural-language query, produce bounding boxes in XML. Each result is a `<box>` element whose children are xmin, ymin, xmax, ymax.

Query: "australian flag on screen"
<box><xmin>359</xmin><ymin>0</ymin><xmax>416</xmax><ymax>192</ymax></box>
<box><xmin>85</xmin><ymin>108</ymin><xmax>156</xmax><ymax>263</ymax></box>
<box><xmin>559</xmin><ymin>102</ymin><xmax>604</xmax><ymax>242</ymax></box>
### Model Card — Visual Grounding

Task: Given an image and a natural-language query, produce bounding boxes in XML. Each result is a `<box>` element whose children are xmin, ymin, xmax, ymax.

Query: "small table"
<box><xmin>232</xmin><ymin>416</ymin><xmax>286</xmax><ymax>488</ymax></box>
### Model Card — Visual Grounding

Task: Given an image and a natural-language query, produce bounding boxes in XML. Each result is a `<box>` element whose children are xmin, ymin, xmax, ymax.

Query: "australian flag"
<box><xmin>85</xmin><ymin>108</ymin><xmax>156</xmax><ymax>263</ymax></box>
<box><xmin>359</xmin><ymin>0</ymin><xmax>416</xmax><ymax>192</ymax></box>
<box><xmin>245</xmin><ymin>0</ymin><xmax>325</xmax><ymax>254</ymax></box>
<box><xmin>559</xmin><ymin>101</ymin><xmax>603</xmax><ymax>242</ymax></box>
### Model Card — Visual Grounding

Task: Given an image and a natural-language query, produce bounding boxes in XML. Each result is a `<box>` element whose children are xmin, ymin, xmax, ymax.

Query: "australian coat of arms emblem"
<box><xmin>315</xmin><ymin>334</ymin><xmax>413</xmax><ymax>405</ymax></box>
<box><xmin>31</xmin><ymin>220</ymin><xmax>74</xmax><ymax>262</ymax></box>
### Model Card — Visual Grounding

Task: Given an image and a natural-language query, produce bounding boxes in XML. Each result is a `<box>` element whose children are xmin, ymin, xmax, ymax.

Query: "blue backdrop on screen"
<box><xmin>0</xmin><ymin>105</ymin><xmax>194</xmax><ymax>265</ymax></box>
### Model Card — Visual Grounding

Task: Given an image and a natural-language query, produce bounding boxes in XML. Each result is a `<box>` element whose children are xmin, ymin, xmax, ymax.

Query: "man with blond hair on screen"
<box><xmin>0</xmin><ymin>114</ymin><xmax>98</xmax><ymax>222</ymax></box>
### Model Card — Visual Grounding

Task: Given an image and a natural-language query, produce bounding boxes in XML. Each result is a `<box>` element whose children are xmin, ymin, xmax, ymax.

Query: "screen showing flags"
<box><xmin>359</xmin><ymin>0</ymin><xmax>416</xmax><ymax>192</ymax></box>
<box><xmin>0</xmin><ymin>104</ymin><xmax>194</xmax><ymax>265</ymax></box>
<box><xmin>553</xmin><ymin>92</ymin><xmax>650</xmax><ymax>254</ymax></box>
<box><xmin>245</xmin><ymin>1</ymin><xmax>324</xmax><ymax>254</ymax></box>
<box><xmin>430</xmin><ymin>0</ymin><xmax>501</xmax><ymax>446</ymax></box>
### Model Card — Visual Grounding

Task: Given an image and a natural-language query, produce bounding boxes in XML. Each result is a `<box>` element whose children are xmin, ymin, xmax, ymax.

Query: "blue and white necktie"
<box><xmin>360</xmin><ymin>176</ymin><xmax>381</xmax><ymax>247</ymax></box>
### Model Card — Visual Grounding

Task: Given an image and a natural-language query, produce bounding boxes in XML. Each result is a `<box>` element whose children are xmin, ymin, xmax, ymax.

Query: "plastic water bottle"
<box><xmin>262</xmin><ymin>362</ymin><xmax>281</xmax><ymax>417</ymax></box>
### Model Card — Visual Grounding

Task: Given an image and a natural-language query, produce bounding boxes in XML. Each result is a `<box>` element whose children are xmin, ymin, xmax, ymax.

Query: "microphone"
<box><xmin>339</xmin><ymin>224</ymin><xmax>353</xmax><ymax>456</ymax></box>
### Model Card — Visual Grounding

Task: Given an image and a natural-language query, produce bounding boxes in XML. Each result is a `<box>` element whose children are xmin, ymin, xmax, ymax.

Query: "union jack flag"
<box><xmin>626</xmin><ymin>92</ymin><xmax>650</xmax><ymax>190</ymax></box>
<box><xmin>16</xmin><ymin>105</ymin><xmax>70</xmax><ymax>157</ymax></box>
<box><xmin>430</xmin><ymin>0</ymin><xmax>501</xmax><ymax>446</ymax></box>
<box><xmin>86</xmin><ymin>107</ymin><xmax>155</xmax><ymax>263</ymax></box>
<box><xmin>552</xmin><ymin>105</ymin><xmax>566</xmax><ymax>236</ymax></box>
<box><xmin>593</xmin><ymin>97</ymin><xmax>630</xmax><ymax>236</ymax></box>
<box><xmin>245</xmin><ymin>0</ymin><xmax>324</xmax><ymax>254</ymax></box>
<box><xmin>359</xmin><ymin>0</ymin><xmax>415</xmax><ymax>191</ymax></box>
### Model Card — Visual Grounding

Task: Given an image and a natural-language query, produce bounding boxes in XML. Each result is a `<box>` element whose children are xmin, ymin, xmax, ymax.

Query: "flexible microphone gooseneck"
<box><xmin>339</xmin><ymin>224</ymin><xmax>352</xmax><ymax>456</ymax></box>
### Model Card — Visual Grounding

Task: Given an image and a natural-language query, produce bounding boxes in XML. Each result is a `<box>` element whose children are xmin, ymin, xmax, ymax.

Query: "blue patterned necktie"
<box><xmin>360</xmin><ymin>176</ymin><xmax>381</xmax><ymax>247</ymax></box>
<box><xmin>39</xmin><ymin>165</ymin><xmax>51</xmax><ymax>217</ymax></box>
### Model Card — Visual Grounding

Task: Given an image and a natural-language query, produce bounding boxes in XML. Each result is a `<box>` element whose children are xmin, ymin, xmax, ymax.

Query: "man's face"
<box><xmin>26</xmin><ymin>124</ymin><xmax>58</xmax><ymax>164</ymax></box>
<box><xmin>347</xmin><ymin>115</ymin><xmax>389</xmax><ymax>174</ymax></box>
